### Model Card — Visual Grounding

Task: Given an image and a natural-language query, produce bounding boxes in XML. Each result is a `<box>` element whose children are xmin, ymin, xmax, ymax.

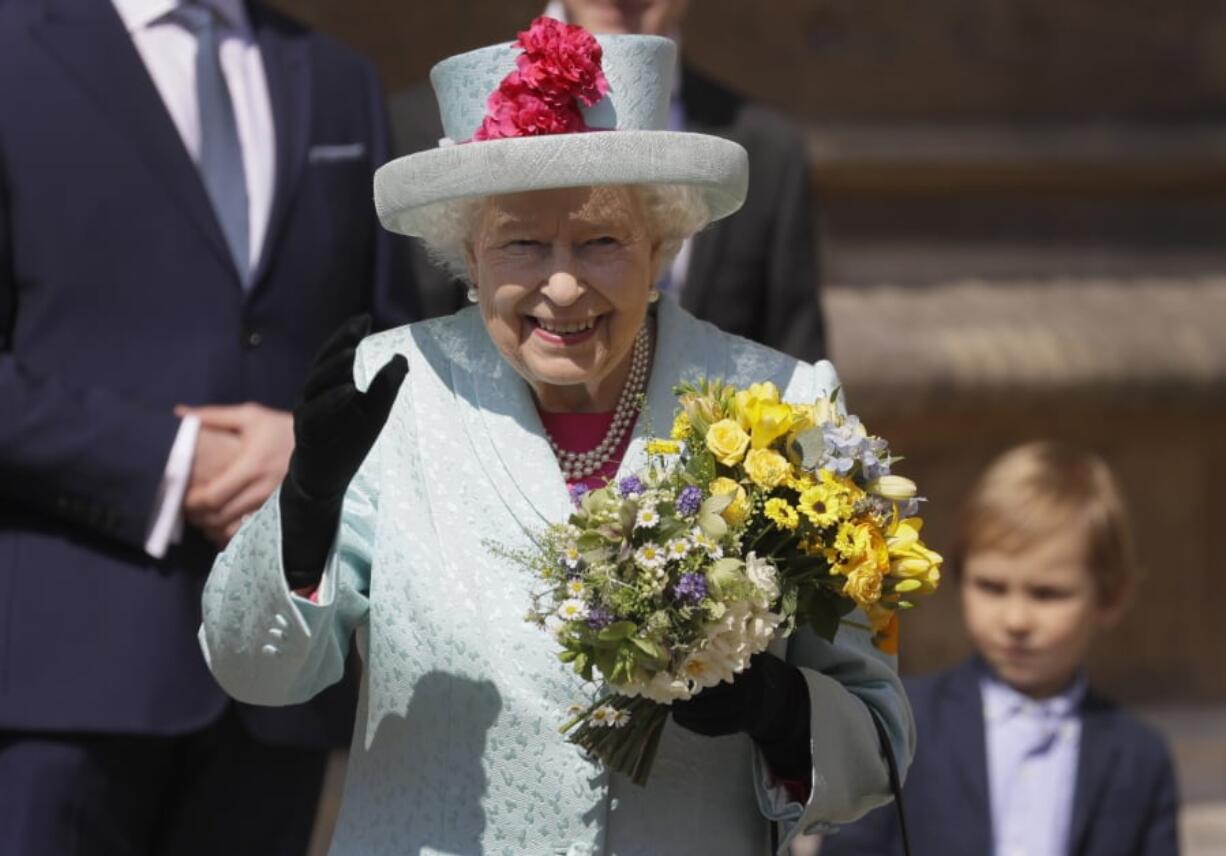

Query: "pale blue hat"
<box><xmin>374</xmin><ymin>33</ymin><xmax>749</xmax><ymax>238</ymax></box>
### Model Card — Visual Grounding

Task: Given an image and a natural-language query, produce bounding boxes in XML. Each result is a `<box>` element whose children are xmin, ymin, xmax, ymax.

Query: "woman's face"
<box><xmin>467</xmin><ymin>185</ymin><xmax>660</xmax><ymax>410</ymax></box>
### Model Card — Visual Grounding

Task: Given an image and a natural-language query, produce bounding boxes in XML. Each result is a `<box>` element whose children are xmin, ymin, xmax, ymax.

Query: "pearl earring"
<box><xmin>647</xmin><ymin>287</ymin><xmax>660</xmax><ymax>303</ymax></box>
<box><xmin>466</xmin><ymin>285</ymin><xmax>479</xmax><ymax>303</ymax></box>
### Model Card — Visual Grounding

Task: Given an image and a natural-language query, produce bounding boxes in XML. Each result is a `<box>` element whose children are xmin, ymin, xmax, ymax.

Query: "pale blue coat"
<box><xmin>199</xmin><ymin>298</ymin><xmax>915</xmax><ymax>856</ymax></box>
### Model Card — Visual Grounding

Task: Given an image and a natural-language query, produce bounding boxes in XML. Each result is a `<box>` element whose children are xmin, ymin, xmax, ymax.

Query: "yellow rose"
<box><xmin>705</xmin><ymin>419</ymin><xmax>750</xmax><ymax>466</ymax></box>
<box><xmin>843</xmin><ymin>566</ymin><xmax>884</xmax><ymax>609</ymax></box>
<box><xmin>744</xmin><ymin>448</ymin><xmax>791</xmax><ymax>489</ymax></box>
<box><xmin>709</xmin><ymin>477</ymin><xmax>750</xmax><ymax>527</ymax></box>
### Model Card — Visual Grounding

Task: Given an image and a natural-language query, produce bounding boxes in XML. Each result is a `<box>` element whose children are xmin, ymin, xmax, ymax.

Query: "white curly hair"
<box><xmin>412</xmin><ymin>184</ymin><xmax>711</xmax><ymax>285</ymax></box>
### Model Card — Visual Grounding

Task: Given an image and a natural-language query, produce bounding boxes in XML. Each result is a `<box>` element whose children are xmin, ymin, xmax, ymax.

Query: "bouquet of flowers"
<box><xmin>516</xmin><ymin>379</ymin><xmax>943</xmax><ymax>785</ymax></box>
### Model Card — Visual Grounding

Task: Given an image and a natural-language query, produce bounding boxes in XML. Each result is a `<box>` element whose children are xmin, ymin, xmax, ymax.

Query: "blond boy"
<box><xmin>822</xmin><ymin>442</ymin><xmax>1179</xmax><ymax>856</ymax></box>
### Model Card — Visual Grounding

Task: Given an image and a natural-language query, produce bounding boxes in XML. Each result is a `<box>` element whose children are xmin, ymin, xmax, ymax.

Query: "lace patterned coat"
<box><xmin>199</xmin><ymin>297</ymin><xmax>915</xmax><ymax>856</ymax></box>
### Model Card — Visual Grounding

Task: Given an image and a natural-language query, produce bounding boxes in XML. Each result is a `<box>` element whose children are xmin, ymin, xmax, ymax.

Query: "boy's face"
<box><xmin>961</xmin><ymin>526</ymin><xmax>1126</xmax><ymax>698</ymax></box>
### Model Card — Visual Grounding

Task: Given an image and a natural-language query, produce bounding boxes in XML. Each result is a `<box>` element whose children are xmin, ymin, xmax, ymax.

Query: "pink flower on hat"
<box><xmin>474</xmin><ymin>71</ymin><xmax>586</xmax><ymax>141</ymax></box>
<box><xmin>472</xmin><ymin>17</ymin><xmax>610</xmax><ymax>142</ymax></box>
<box><xmin>515</xmin><ymin>16</ymin><xmax>610</xmax><ymax>107</ymax></box>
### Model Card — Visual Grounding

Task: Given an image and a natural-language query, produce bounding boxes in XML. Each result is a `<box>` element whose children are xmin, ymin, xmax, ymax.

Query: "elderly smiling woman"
<box><xmin>200</xmin><ymin>19</ymin><xmax>913</xmax><ymax>856</ymax></box>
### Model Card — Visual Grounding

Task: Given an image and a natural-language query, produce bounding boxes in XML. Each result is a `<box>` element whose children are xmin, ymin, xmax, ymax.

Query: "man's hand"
<box><xmin>179</xmin><ymin>403</ymin><xmax>294</xmax><ymax>548</ymax></box>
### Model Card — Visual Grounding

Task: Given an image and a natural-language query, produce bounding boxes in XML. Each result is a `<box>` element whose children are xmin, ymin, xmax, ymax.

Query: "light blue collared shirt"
<box><xmin>982</xmin><ymin>669</ymin><xmax>1086</xmax><ymax>856</ymax></box>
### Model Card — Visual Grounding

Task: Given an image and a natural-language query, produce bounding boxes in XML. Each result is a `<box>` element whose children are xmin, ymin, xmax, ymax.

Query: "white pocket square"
<box><xmin>308</xmin><ymin>143</ymin><xmax>366</xmax><ymax>163</ymax></box>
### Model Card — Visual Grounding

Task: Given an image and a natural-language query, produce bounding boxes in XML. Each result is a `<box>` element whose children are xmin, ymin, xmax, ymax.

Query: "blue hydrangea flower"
<box><xmin>676</xmin><ymin>485</ymin><xmax>703</xmax><ymax>516</ymax></box>
<box><xmin>586</xmin><ymin>605</ymin><xmax>615</xmax><ymax>629</ymax></box>
<box><xmin>618</xmin><ymin>476</ymin><xmax>645</xmax><ymax>498</ymax></box>
<box><xmin>672</xmin><ymin>573</ymin><xmax>707</xmax><ymax>604</ymax></box>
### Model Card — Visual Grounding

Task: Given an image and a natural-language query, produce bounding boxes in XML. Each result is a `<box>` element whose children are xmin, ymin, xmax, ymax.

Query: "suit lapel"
<box><xmin>32</xmin><ymin>0</ymin><xmax>235</xmax><ymax>277</ymax></box>
<box><xmin>943</xmin><ymin>660</ymin><xmax>994</xmax><ymax>848</ymax></box>
<box><xmin>247</xmin><ymin>2</ymin><xmax>310</xmax><ymax>288</ymax></box>
<box><xmin>1068</xmin><ymin>693</ymin><xmax>1121</xmax><ymax>853</ymax></box>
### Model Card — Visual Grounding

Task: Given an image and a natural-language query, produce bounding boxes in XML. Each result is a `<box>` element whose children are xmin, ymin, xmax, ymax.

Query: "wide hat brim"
<box><xmin>374</xmin><ymin>130</ymin><xmax>749</xmax><ymax>238</ymax></box>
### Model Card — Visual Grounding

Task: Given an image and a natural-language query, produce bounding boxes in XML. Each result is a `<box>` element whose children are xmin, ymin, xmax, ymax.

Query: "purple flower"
<box><xmin>568</xmin><ymin>483</ymin><xmax>590</xmax><ymax>505</ymax></box>
<box><xmin>586</xmin><ymin>605</ymin><xmax>615</xmax><ymax>629</ymax></box>
<box><xmin>672</xmin><ymin>573</ymin><xmax>707</xmax><ymax>604</ymax></box>
<box><xmin>618</xmin><ymin>476</ymin><xmax>645</xmax><ymax>498</ymax></box>
<box><xmin>676</xmin><ymin>485</ymin><xmax>703</xmax><ymax>516</ymax></box>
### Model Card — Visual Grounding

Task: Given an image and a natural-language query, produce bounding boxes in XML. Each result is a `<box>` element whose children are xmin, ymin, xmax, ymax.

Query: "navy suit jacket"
<box><xmin>0</xmin><ymin>0</ymin><xmax>416</xmax><ymax>745</ymax></box>
<box><xmin>820</xmin><ymin>658</ymin><xmax>1180</xmax><ymax>856</ymax></box>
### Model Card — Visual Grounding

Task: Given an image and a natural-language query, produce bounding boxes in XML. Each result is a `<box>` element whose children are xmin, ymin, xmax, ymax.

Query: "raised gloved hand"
<box><xmin>279</xmin><ymin>315</ymin><xmax>407</xmax><ymax>589</ymax></box>
<box><xmin>671</xmin><ymin>651</ymin><xmax>812</xmax><ymax>780</ymax></box>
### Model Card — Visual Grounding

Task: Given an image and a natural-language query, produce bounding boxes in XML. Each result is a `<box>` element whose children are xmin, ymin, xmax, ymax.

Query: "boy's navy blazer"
<box><xmin>821</xmin><ymin>658</ymin><xmax>1179</xmax><ymax>856</ymax></box>
<box><xmin>0</xmin><ymin>0</ymin><xmax>415</xmax><ymax>744</ymax></box>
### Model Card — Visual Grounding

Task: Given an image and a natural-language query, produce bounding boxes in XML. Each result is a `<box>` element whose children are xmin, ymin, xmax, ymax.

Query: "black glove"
<box><xmin>279</xmin><ymin>314</ymin><xmax>407</xmax><ymax>589</ymax></box>
<box><xmin>671</xmin><ymin>651</ymin><xmax>812</xmax><ymax>780</ymax></box>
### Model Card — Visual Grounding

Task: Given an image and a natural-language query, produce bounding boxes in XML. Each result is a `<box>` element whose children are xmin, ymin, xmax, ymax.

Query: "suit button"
<box><xmin>244</xmin><ymin>329</ymin><xmax>264</xmax><ymax>348</ymax></box>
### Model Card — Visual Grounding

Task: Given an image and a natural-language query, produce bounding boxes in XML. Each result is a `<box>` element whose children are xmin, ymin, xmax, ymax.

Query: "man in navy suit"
<box><xmin>0</xmin><ymin>0</ymin><xmax>415</xmax><ymax>853</ymax></box>
<box><xmin>821</xmin><ymin>444</ymin><xmax>1179</xmax><ymax>856</ymax></box>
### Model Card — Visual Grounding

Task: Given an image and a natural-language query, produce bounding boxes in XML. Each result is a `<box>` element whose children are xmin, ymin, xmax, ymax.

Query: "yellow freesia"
<box><xmin>749</xmin><ymin>401</ymin><xmax>795</xmax><ymax>450</ymax></box>
<box><xmin>886</xmin><ymin>517</ymin><xmax>943</xmax><ymax>593</ymax></box>
<box><xmin>867</xmin><ymin>475</ymin><xmax>917</xmax><ymax>501</ymax></box>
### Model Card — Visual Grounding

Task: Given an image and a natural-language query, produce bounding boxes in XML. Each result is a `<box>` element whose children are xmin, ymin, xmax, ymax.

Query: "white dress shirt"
<box><xmin>110</xmin><ymin>0</ymin><xmax>277</xmax><ymax>556</ymax></box>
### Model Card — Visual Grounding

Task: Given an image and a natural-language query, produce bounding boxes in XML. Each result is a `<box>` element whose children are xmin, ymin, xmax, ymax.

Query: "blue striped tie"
<box><xmin>173</xmin><ymin>3</ymin><xmax>249</xmax><ymax>282</ymax></box>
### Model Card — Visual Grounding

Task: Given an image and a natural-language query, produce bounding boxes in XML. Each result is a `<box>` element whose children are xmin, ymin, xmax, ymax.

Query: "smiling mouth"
<box><xmin>533</xmin><ymin>317</ymin><xmax>597</xmax><ymax>334</ymax></box>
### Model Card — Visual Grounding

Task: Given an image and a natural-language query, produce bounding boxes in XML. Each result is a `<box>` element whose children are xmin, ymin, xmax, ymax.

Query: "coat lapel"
<box><xmin>31</xmin><ymin>0</ymin><xmax>235</xmax><ymax>277</ymax></box>
<box><xmin>1068</xmin><ymin>692</ymin><xmax>1121</xmax><ymax>853</ymax></box>
<box><xmin>247</xmin><ymin>2</ymin><xmax>309</xmax><ymax>289</ymax></box>
<box><xmin>943</xmin><ymin>660</ymin><xmax>994</xmax><ymax>848</ymax></box>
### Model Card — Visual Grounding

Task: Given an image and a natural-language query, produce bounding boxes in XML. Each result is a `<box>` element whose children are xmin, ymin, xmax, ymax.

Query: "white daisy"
<box><xmin>556</xmin><ymin>599</ymin><xmax>589</xmax><ymax>621</ymax></box>
<box><xmin>565</xmin><ymin>703</ymin><xmax>585</xmax><ymax>718</ymax></box>
<box><xmin>690</xmin><ymin>528</ymin><xmax>724</xmax><ymax>559</ymax></box>
<box><xmin>590</xmin><ymin>704</ymin><xmax>616</xmax><ymax>726</ymax></box>
<box><xmin>665</xmin><ymin>537</ymin><xmax>691</xmax><ymax>560</ymax></box>
<box><xmin>560</xmin><ymin>544</ymin><xmax>583</xmax><ymax>568</ymax></box>
<box><xmin>565</xmin><ymin>579</ymin><xmax>586</xmax><ymax>598</ymax></box>
<box><xmin>634</xmin><ymin>543</ymin><xmax>667</xmax><ymax>571</ymax></box>
<box><xmin>635</xmin><ymin>504</ymin><xmax>660</xmax><ymax>530</ymax></box>
<box><xmin>608</xmin><ymin>708</ymin><xmax>632</xmax><ymax>728</ymax></box>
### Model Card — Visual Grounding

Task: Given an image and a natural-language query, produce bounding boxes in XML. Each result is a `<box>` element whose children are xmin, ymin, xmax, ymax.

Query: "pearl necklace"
<box><xmin>545</xmin><ymin>325</ymin><xmax>651</xmax><ymax>480</ymax></box>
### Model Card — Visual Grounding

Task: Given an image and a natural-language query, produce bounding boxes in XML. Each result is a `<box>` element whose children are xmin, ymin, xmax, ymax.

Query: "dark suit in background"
<box><xmin>0</xmin><ymin>1</ymin><xmax>414</xmax><ymax>852</ymax></box>
<box><xmin>388</xmin><ymin>64</ymin><xmax>826</xmax><ymax>362</ymax></box>
<box><xmin>820</xmin><ymin>658</ymin><xmax>1180</xmax><ymax>856</ymax></box>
